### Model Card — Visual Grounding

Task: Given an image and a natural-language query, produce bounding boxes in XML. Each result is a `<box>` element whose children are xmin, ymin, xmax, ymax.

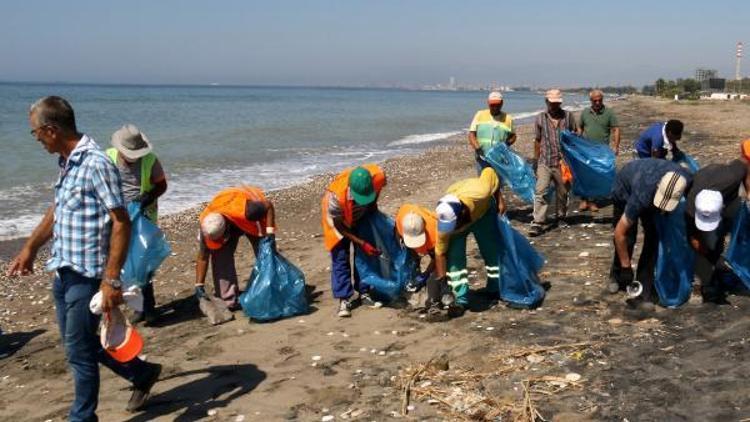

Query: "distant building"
<box><xmin>707</xmin><ymin>78</ymin><xmax>726</xmax><ymax>91</ymax></box>
<box><xmin>695</xmin><ymin>68</ymin><xmax>720</xmax><ymax>91</ymax></box>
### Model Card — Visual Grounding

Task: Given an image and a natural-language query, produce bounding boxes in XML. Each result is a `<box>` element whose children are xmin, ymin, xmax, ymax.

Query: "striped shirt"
<box><xmin>46</xmin><ymin>135</ymin><xmax>125</xmax><ymax>279</ymax></box>
<box><xmin>534</xmin><ymin>111</ymin><xmax>577</xmax><ymax>167</ymax></box>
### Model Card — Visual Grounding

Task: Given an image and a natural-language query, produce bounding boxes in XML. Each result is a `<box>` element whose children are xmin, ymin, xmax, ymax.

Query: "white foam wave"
<box><xmin>388</xmin><ymin>131</ymin><xmax>462</xmax><ymax>147</ymax></box>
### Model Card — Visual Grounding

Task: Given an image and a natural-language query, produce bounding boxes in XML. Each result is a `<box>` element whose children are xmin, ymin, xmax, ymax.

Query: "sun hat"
<box><xmin>653</xmin><ymin>171</ymin><xmax>689</xmax><ymax>212</ymax></box>
<box><xmin>201</xmin><ymin>212</ymin><xmax>226</xmax><ymax>240</ymax></box>
<box><xmin>348</xmin><ymin>167</ymin><xmax>376</xmax><ymax>206</ymax></box>
<box><xmin>695</xmin><ymin>190</ymin><xmax>723</xmax><ymax>232</ymax></box>
<box><xmin>545</xmin><ymin>89</ymin><xmax>563</xmax><ymax>103</ymax></box>
<box><xmin>111</xmin><ymin>124</ymin><xmax>153</xmax><ymax>160</ymax></box>
<box><xmin>401</xmin><ymin>212</ymin><xmax>426</xmax><ymax>248</ymax></box>
<box><xmin>487</xmin><ymin>91</ymin><xmax>503</xmax><ymax>105</ymax></box>
<box><xmin>436</xmin><ymin>195</ymin><xmax>463</xmax><ymax>233</ymax></box>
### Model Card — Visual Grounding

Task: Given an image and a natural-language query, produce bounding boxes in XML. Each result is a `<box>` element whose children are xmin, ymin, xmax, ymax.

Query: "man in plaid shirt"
<box><xmin>7</xmin><ymin>96</ymin><xmax>161</xmax><ymax>420</ymax></box>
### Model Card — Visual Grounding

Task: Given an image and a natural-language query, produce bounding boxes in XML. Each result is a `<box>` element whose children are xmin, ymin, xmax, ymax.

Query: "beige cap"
<box><xmin>487</xmin><ymin>91</ymin><xmax>503</xmax><ymax>104</ymax></box>
<box><xmin>653</xmin><ymin>171</ymin><xmax>688</xmax><ymax>212</ymax></box>
<box><xmin>111</xmin><ymin>124</ymin><xmax>153</xmax><ymax>160</ymax></box>
<box><xmin>201</xmin><ymin>212</ymin><xmax>226</xmax><ymax>240</ymax></box>
<box><xmin>545</xmin><ymin>89</ymin><xmax>563</xmax><ymax>103</ymax></box>
<box><xmin>401</xmin><ymin>212</ymin><xmax>426</xmax><ymax>249</ymax></box>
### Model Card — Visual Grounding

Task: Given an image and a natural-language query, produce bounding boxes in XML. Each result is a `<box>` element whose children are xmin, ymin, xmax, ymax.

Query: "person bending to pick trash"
<box><xmin>395</xmin><ymin>204</ymin><xmax>438</xmax><ymax>294</ymax></box>
<box><xmin>321</xmin><ymin>164</ymin><xmax>387</xmax><ymax>318</ymax></box>
<box><xmin>432</xmin><ymin>167</ymin><xmax>506</xmax><ymax>320</ymax></box>
<box><xmin>195</xmin><ymin>186</ymin><xmax>275</xmax><ymax>311</ymax></box>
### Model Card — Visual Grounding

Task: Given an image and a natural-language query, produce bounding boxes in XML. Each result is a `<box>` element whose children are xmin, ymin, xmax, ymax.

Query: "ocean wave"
<box><xmin>387</xmin><ymin>131</ymin><xmax>463</xmax><ymax>147</ymax></box>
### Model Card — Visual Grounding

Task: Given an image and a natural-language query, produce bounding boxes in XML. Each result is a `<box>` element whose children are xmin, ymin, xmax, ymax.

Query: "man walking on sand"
<box><xmin>107</xmin><ymin>124</ymin><xmax>168</xmax><ymax>325</ymax></box>
<box><xmin>529</xmin><ymin>89</ymin><xmax>577</xmax><ymax>237</ymax></box>
<box><xmin>577</xmin><ymin>89</ymin><xmax>621</xmax><ymax>212</ymax></box>
<box><xmin>7</xmin><ymin>96</ymin><xmax>161</xmax><ymax>420</ymax></box>
<box><xmin>468</xmin><ymin>91</ymin><xmax>516</xmax><ymax>173</ymax></box>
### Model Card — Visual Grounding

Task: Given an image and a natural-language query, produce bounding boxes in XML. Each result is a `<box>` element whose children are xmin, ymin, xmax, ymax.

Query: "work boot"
<box><xmin>424</xmin><ymin>304</ymin><xmax>450</xmax><ymax>323</ymax></box>
<box><xmin>447</xmin><ymin>303</ymin><xmax>466</xmax><ymax>318</ymax></box>
<box><xmin>337</xmin><ymin>299</ymin><xmax>352</xmax><ymax>318</ymax></box>
<box><xmin>528</xmin><ymin>223</ymin><xmax>543</xmax><ymax>237</ymax></box>
<box><xmin>126</xmin><ymin>363</ymin><xmax>162</xmax><ymax>413</ymax></box>
<box><xmin>358</xmin><ymin>293</ymin><xmax>383</xmax><ymax>309</ymax></box>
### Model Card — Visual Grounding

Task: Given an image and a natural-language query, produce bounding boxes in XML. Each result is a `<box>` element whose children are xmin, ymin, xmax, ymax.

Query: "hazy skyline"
<box><xmin>1</xmin><ymin>1</ymin><xmax>748</xmax><ymax>87</ymax></box>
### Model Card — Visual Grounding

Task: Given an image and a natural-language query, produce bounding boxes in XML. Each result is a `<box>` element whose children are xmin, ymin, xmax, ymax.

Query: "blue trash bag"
<box><xmin>484</xmin><ymin>142</ymin><xmax>536</xmax><ymax>204</ymax></box>
<box><xmin>653</xmin><ymin>201</ymin><xmax>694</xmax><ymax>307</ymax></box>
<box><xmin>496</xmin><ymin>216</ymin><xmax>546</xmax><ymax>309</ymax></box>
<box><xmin>672</xmin><ymin>151</ymin><xmax>700</xmax><ymax>173</ymax></box>
<box><xmin>353</xmin><ymin>211</ymin><xmax>417</xmax><ymax>303</ymax></box>
<box><xmin>239</xmin><ymin>237</ymin><xmax>309</xmax><ymax>321</ymax></box>
<box><xmin>559</xmin><ymin>131</ymin><xmax>616</xmax><ymax>199</ymax></box>
<box><xmin>726</xmin><ymin>202</ymin><xmax>750</xmax><ymax>289</ymax></box>
<box><xmin>121</xmin><ymin>202</ymin><xmax>171</xmax><ymax>288</ymax></box>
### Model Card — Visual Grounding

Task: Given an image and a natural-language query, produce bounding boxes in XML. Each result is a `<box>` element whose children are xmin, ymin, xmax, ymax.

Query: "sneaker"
<box><xmin>405</xmin><ymin>280</ymin><xmax>420</xmax><ymax>293</ymax></box>
<box><xmin>425</xmin><ymin>305</ymin><xmax>450</xmax><ymax>322</ymax></box>
<box><xmin>447</xmin><ymin>303</ymin><xmax>466</xmax><ymax>318</ymax></box>
<box><xmin>126</xmin><ymin>363</ymin><xmax>162</xmax><ymax>412</ymax></box>
<box><xmin>528</xmin><ymin>223</ymin><xmax>543</xmax><ymax>237</ymax></box>
<box><xmin>359</xmin><ymin>293</ymin><xmax>383</xmax><ymax>309</ymax></box>
<box><xmin>337</xmin><ymin>299</ymin><xmax>352</xmax><ymax>318</ymax></box>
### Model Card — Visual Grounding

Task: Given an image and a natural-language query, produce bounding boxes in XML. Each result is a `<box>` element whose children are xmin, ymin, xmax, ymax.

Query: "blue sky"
<box><xmin>1</xmin><ymin>0</ymin><xmax>747</xmax><ymax>87</ymax></box>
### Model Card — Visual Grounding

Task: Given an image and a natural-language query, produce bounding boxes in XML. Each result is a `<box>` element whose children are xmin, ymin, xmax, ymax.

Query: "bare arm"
<box><xmin>506</xmin><ymin>132</ymin><xmax>517</xmax><ymax>146</ymax></box>
<box><xmin>265</xmin><ymin>201</ymin><xmax>276</xmax><ymax>234</ymax></box>
<box><xmin>6</xmin><ymin>206</ymin><xmax>54</xmax><ymax>276</ymax></box>
<box><xmin>534</xmin><ymin>140</ymin><xmax>541</xmax><ymax>161</ymax></box>
<box><xmin>434</xmin><ymin>253</ymin><xmax>447</xmax><ymax>279</ymax></box>
<box><xmin>141</xmin><ymin>179</ymin><xmax>167</xmax><ymax>208</ymax></box>
<box><xmin>495</xmin><ymin>188</ymin><xmax>506</xmax><ymax>215</ymax></box>
<box><xmin>195</xmin><ymin>247</ymin><xmax>209</xmax><ymax>286</ymax></box>
<box><xmin>744</xmin><ymin>169</ymin><xmax>750</xmax><ymax>200</ymax></box>
<box><xmin>611</xmin><ymin>127</ymin><xmax>621</xmax><ymax>156</ymax></box>
<box><xmin>333</xmin><ymin>217</ymin><xmax>368</xmax><ymax>247</ymax></box>
<box><xmin>468</xmin><ymin>131</ymin><xmax>480</xmax><ymax>151</ymax></box>
<box><xmin>614</xmin><ymin>215</ymin><xmax>634</xmax><ymax>268</ymax></box>
<box><xmin>100</xmin><ymin>207</ymin><xmax>130</xmax><ymax>312</ymax></box>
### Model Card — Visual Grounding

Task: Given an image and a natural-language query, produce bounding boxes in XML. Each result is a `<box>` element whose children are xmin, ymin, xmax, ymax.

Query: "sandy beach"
<box><xmin>2</xmin><ymin>96</ymin><xmax>750</xmax><ymax>421</ymax></box>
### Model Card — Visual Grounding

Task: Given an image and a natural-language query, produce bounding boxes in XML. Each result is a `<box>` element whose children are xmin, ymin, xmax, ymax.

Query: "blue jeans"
<box><xmin>330</xmin><ymin>238</ymin><xmax>370</xmax><ymax>299</ymax></box>
<box><xmin>53</xmin><ymin>268</ymin><xmax>151</xmax><ymax>422</ymax></box>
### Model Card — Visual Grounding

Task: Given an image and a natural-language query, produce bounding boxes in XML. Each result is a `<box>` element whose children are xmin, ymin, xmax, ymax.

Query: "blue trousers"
<box><xmin>53</xmin><ymin>268</ymin><xmax>151</xmax><ymax>422</ymax></box>
<box><xmin>330</xmin><ymin>239</ymin><xmax>370</xmax><ymax>299</ymax></box>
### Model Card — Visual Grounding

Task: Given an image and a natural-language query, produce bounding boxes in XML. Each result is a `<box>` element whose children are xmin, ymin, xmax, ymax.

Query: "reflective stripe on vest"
<box><xmin>199</xmin><ymin>187</ymin><xmax>267</xmax><ymax>250</ymax></box>
<box><xmin>106</xmin><ymin>148</ymin><xmax>159</xmax><ymax>221</ymax></box>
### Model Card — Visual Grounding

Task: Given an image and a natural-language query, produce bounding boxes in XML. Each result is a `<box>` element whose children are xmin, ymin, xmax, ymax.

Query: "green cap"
<box><xmin>348</xmin><ymin>167</ymin><xmax>376</xmax><ymax>206</ymax></box>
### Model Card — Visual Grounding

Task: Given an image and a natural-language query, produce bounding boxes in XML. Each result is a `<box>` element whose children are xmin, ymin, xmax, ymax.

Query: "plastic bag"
<box><xmin>560</xmin><ymin>131</ymin><xmax>616</xmax><ymax>198</ymax></box>
<box><xmin>354</xmin><ymin>211</ymin><xmax>416</xmax><ymax>302</ymax></box>
<box><xmin>484</xmin><ymin>142</ymin><xmax>536</xmax><ymax>204</ymax></box>
<box><xmin>121</xmin><ymin>202</ymin><xmax>171</xmax><ymax>288</ymax></box>
<box><xmin>496</xmin><ymin>216</ymin><xmax>546</xmax><ymax>308</ymax></box>
<box><xmin>653</xmin><ymin>201</ymin><xmax>694</xmax><ymax>307</ymax></box>
<box><xmin>726</xmin><ymin>202</ymin><xmax>750</xmax><ymax>289</ymax></box>
<box><xmin>240</xmin><ymin>237</ymin><xmax>309</xmax><ymax>321</ymax></box>
<box><xmin>672</xmin><ymin>151</ymin><xmax>700</xmax><ymax>173</ymax></box>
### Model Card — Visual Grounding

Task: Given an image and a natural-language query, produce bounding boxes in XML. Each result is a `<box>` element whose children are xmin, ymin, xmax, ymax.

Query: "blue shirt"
<box><xmin>46</xmin><ymin>135</ymin><xmax>125</xmax><ymax>279</ymax></box>
<box><xmin>634</xmin><ymin>122</ymin><xmax>669</xmax><ymax>158</ymax></box>
<box><xmin>612</xmin><ymin>158</ymin><xmax>691</xmax><ymax>222</ymax></box>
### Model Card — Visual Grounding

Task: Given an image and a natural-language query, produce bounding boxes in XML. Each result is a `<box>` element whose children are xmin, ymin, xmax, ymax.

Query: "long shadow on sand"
<box><xmin>126</xmin><ymin>364</ymin><xmax>266</xmax><ymax>422</ymax></box>
<box><xmin>148</xmin><ymin>295</ymin><xmax>204</xmax><ymax>328</ymax></box>
<box><xmin>0</xmin><ymin>329</ymin><xmax>45</xmax><ymax>359</ymax></box>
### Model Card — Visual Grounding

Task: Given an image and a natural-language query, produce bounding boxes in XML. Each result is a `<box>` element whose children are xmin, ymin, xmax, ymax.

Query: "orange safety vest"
<box><xmin>321</xmin><ymin>164</ymin><xmax>386</xmax><ymax>251</ymax></box>
<box><xmin>395</xmin><ymin>204</ymin><xmax>437</xmax><ymax>256</ymax></box>
<box><xmin>199</xmin><ymin>186</ymin><xmax>268</xmax><ymax>250</ymax></box>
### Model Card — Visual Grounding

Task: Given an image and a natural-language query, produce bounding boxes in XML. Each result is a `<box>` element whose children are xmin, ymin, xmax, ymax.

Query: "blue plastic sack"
<box><xmin>121</xmin><ymin>202</ymin><xmax>171</xmax><ymax>288</ymax></box>
<box><xmin>484</xmin><ymin>142</ymin><xmax>536</xmax><ymax>204</ymax></box>
<box><xmin>240</xmin><ymin>237</ymin><xmax>309</xmax><ymax>321</ymax></box>
<box><xmin>496</xmin><ymin>216</ymin><xmax>546</xmax><ymax>308</ymax></box>
<box><xmin>653</xmin><ymin>201</ymin><xmax>694</xmax><ymax>307</ymax></box>
<box><xmin>726</xmin><ymin>202</ymin><xmax>750</xmax><ymax>289</ymax></box>
<box><xmin>354</xmin><ymin>211</ymin><xmax>416</xmax><ymax>302</ymax></box>
<box><xmin>672</xmin><ymin>151</ymin><xmax>700</xmax><ymax>173</ymax></box>
<box><xmin>560</xmin><ymin>131</ymin><xmax>616</xmax><ymax>198</ymax></box>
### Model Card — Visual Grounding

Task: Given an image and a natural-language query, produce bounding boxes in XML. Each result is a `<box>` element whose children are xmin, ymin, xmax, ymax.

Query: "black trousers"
<box><xmin>611</xmin><ymin>202</ymin><xmax>658</xmax><ymax>302</ymax></box>
<box><xmin>691</xmin><ymin>198</ymin><xmax>741</xmax><ymax>296</ymax></box>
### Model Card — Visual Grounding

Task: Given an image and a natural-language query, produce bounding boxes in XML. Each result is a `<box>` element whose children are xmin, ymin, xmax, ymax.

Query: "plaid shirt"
<box><xmin>46</xmin><ymin>135</ymin><xmax>124</xmax><ymax>279</ymax></box>
<box><xmin>534</xmin><ymin>111</ymin><xmax>577</xmax><ymax>167</ymax></box>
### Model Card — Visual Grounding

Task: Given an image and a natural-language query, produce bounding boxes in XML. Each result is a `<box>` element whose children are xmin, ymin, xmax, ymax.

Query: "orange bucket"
<box><xmin>101</xmin><ymin>310</ymin><xmax>144</xmax><ymax>363</ymax></box>
<box><xmin>106</xmin><ymin>325</ymin><xmax>144</xmax><ymax>363</ymax></box>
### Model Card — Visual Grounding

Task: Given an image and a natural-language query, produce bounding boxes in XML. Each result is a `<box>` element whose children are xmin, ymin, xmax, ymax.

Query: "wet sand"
<box><xmin>2</xmin><ymin>96</ymin><xmax>750</xmax><ymax>421</ymax></box>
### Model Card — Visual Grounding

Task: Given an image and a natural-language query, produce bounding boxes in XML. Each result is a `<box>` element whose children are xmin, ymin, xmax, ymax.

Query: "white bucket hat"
<box><xmin>111</xmin><ymin>124</ymin><xmax>153</xmax><ymax>160</ymax></box>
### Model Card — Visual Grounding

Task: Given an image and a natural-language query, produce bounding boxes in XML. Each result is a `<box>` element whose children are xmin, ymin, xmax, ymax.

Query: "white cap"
<box><xmin>201</xmin><ymin>212</ymin><xmax>226</xmax><ymax>240</ymax></box>
<box><xmin>401</xmin><ymin>212</ymin><xmax>426</xmax><ymax>249</ymax></box>
<box><xmin>436</xmin><ymin>195</ymin><xmax>462</xmax><ymax>233</ymax></box>
<box><xmin>695</xmin><ymin>189</ymin><xmax>723</xmax><ymax>231</ymax></box>
<box><xmin>488</xmin><ymin>91</ymin><xmax>503</xmax><ymax>104</ymax></box>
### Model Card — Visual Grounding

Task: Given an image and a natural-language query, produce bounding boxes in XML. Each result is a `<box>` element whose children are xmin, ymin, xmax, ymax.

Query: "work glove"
<box><xmin>406</xmin><ymin>271</ymin><xmax>431</xmax><ymax>293</ymax></box>
<box><xmin>360</xmin><ymin>242</ymin><xmax>382</xmax><ymax>257</ymax></box>
<box><xmin>194</xmin><ymin>285</ymin><xmax>207</xmax><ymax>299</ymax></box>
<box><xmin>474</xmin><ymin>148</ymin><xmax>486</xmax><ymax>163</ymax></box>
<box><xmin>139</xmin><ymin>192</ymin><xmax>156</xmax><ymax>210</ymax></box>
<box><xmin>528</xmin><ymin>158</ymin><xmax>538</xmax><ymax>173</ymax></box>
<box><xmin>427</xmin><ymin>276</ymin><xmax>446</xmax><ymax>306</ymax></box>
<box><xmin>618</xmin><ymin>267</ymin><xmax>634</xmax><ymax>286</ymax></box>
